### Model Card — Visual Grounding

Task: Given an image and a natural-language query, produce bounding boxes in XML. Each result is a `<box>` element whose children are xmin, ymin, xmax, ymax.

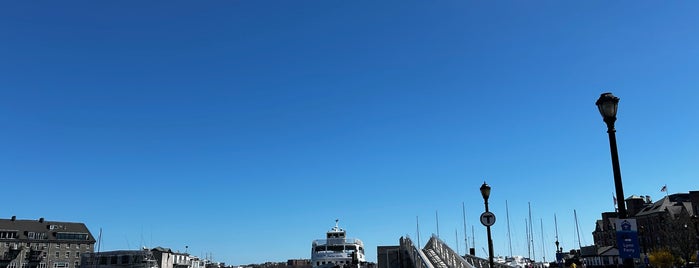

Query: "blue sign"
<box><xmin>615</xmin><ymin>219</ymin><xmax>640</xmax><ymax>259</ymax></box>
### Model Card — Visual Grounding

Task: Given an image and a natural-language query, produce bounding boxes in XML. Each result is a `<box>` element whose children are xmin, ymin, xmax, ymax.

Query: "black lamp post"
<box><xmin>595</xmin><ymin>92</ymin><xmax>632</xmax><ymax>268</ymax></box>
<box><xmin>480</xmin><ymin>182</ymin><xmax>495</xmax><ymax>268</ymax></box>
<box><xmin>555</xmin><ymin>240</ymin><xmax>562</xmax><ymax>268</ymax></box>
<box><xmin>595</xmin><ymin>92</ymin><xmax>628</xmax><ymax>219</ymax></box>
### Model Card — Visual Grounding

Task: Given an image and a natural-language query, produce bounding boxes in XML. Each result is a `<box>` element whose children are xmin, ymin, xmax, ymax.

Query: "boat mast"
<box><xmin>472</xmin><ymin>225</ymin><xmax>475</xmax><ymax>251</ymax></box>
<box><xmin>416</xmin><ymin>216</ymin><xmax>421</xmax><ymax>249</ymax></box>
<box><xmin>574</xmin><ymin>209</ymin><xmax>582</xmax><ymax>248</ymax></box>
<box><xmin>525</xmin><ymin>218</ymin><xmax>530</xmax><ymax>260</ymax></box>
<box><xmin>463</xmin><ymin>202</ymin><xmax>468</xmax><ymax>256</ymax></box>
<box><xmin>436</xmin><ymin>210</ymin><xmax>440</xmax><ymax>238</ymax></box>
<box><xmin>506</xmin><ymin>200</ymin><xmax>512</xmax><ymax>257</ymax></box>
<box><xmin>529</xmin><ymin>202</ymin><xmax>535</xmax><ymax>262</ymax></box>
<box><xmin>540</xmin><ymin>218</ymin><xmax>546</xmax><ymax>263</ymax></box>
<box><xmin>554</xmin><ymin>213</ymin><xmax>560</xmax><ymax>252</ymax></box>
<box><xmin>455</xmin><ymin>228</ymin><xmax>460</xmax><ymax>255</ymax></box>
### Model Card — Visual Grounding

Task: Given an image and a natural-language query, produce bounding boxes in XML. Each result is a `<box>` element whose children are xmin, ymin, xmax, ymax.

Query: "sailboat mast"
<box><xmin>574</xmin><ymin>209</ymin><xmax>582</xmax><ymax>248</ymax></box>
<box><xmin>525</xmin><ymin>218</ymin><xmax>530</xmax><ymax>260</ymax></box>
<box><xmin>554</xmin><ymin>213</ymin><xmax>560</xmax><ymax>252</ymax></box>
<box><xmin>416</xmin><ymin>216</ymin><xmax>421</xmax><ymax>249</ymax></box>
<box><xmin>436</xmin><ymin>210</ymin><xmax>440</xmax><ymax>238</ymax></box>
<box><xmin>506</xmin><ymin>200</ymin><xmax>512</xmax><ymax>257</ymax></box>
<box><xmin>455</xmin><ymin>229</ymin><xmax>460</xmax><ymax>255</ymax></box>
<box><xmin>540</xmin><ymin>218</ymin><xmax>546</xmax><ymax>263</ymax></box>
<box><xmin>472</xmin><ymin>225</ymin><xmax>476</xmax><ymax>250</ymax></box>
<box><xmin>529</xmin><ymin>202</ymin><xmax>536</xmax><ymax>262</ymax></box>
<box><xmin>463</xmin><ymin>202</ymin><xmax>468</xmax><ymax>255</ymax></box>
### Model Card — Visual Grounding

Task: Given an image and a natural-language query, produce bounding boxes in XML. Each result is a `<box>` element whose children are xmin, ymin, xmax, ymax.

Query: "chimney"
<box><xmin>11</xmin><ymin>216</ymin><xmax>16</xmax><ymax>221</ymax></box>
<box><xmin>39</xmin><ymin>218</ymin><xmax>44</xmax><ymax>223</ymax></box>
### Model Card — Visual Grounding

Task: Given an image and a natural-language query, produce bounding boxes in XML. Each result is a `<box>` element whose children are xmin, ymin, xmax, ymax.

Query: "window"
<box><xmin>27</xmin><ymin>232</ymin><xmax>47</xmax><ymax>240</ymax></box>
<box><xmin>56</xmin><ymin>233</ymin><xmax>88</xmax><ymax>240</ymax></box>
<box><xmin>0</xmin><ymin>231</ymin><xmax>18</xmax><ymax>239</ymax></box>
<box><xmin>55</xmin><ymin>252</ymin><xmax>60</xmax><ymax>258</ymax></box>
<box><xmin>66</xmin><ymin>252</ymin><xmax>70</xmax><ymax>258</ymax></box>
<box><xmin>74</xmin><ymin>262</ymin><xmax>78</xmax><ymax>268</ymax></box>
<box><xmin>75</xmin><ymin>252</ymin><xmax>80</xmax><ymax>258</ymax></box>
<box><xmin>56</xmin><ymin>244</ymin><xmax>60</xmax><ymax>249</ymax></box>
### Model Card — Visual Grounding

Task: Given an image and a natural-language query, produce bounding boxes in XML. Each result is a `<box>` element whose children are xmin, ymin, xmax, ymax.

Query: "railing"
<box><xmin>403</xmin><ymin>234</ymin><xmax>511</xmax><ymax>268</ymax></box>
<box><xmin>424</xmin><ymin>235</ymin><xmax>475</xmax><ymax>268</ymax></box>
<box><xmin>312</xmin><ymin>238</ymin><xmax>363</xmax><ymax>245</ymax></box>
<box><xmin>400</xmin><ymin>236</ymin><xmax>434</xmax><ymax>268</ymax></box>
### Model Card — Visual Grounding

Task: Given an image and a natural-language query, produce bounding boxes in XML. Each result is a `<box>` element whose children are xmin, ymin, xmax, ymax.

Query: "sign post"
<box><xmin>615</xmin><ymin>219</ymin><xmax>640</xmax><ymax>259</ymax></box>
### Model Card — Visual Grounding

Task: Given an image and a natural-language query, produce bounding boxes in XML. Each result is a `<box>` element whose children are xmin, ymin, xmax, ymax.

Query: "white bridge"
<box><xmin>396</xmin><ymin>235</ymin><xmax>511</xmax><ymax>268</ymax></box>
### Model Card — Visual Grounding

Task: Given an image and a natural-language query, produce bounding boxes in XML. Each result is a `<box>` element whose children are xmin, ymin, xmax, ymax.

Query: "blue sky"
<box><xmin>2</xmin><ymin>0</ymin><xmax>698</xmax><ymax>265</ymax></box>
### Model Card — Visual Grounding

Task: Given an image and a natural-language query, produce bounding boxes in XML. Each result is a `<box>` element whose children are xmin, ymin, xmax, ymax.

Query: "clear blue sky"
<box><xmin>2</xmin><ymin>1</ymin><xmax>698</xmax><ymax>265</ymax></box>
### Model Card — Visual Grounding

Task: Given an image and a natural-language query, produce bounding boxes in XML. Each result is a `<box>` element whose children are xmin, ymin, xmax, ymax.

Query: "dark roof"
<box><xmin>597</xmin><ymin>246</ymin><xmax>618</xmax><ymax>256</ymax></box>
<box><xmin>151</xmin><ymin>247</ymin><xmax>173</xmax><ymax>253</ymax></box>
<box><xmin>580</xmin><ymin>246</ymin><xmax>598</xmax><ymax>257</ymax></box>
<box><xmin>0</xmin><ymin>217</ymin><xmax>95</xmax><ymax>243</ymax></box>
<box><xmin>635</xmin><ymin>193</ymin><xmax>694</xmax><ymax>217</ymax></box>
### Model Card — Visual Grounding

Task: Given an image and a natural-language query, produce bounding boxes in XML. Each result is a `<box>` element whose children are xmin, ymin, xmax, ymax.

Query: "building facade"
<box><xmin>592</xmin><ymin>191</ymin><xmax>699</xmax><ymax>262</ymax></box>
<box><xmin>0</xmin><ymin>217</ymin><xmax>96</xmax><ymax>268</ymax></box>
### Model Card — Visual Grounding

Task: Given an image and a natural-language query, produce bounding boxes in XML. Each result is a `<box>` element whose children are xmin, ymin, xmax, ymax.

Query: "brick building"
<box><xmin>0</xmin><ymin>217</ymin><xmax>96</xmax><ymax>268</ymax></box>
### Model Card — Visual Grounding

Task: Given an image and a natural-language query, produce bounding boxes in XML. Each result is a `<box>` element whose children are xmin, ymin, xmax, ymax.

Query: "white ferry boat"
<box><xmin>311</xmin><ymin>220</ymin><xmax>365</xmax><ymax>268</ymax></box>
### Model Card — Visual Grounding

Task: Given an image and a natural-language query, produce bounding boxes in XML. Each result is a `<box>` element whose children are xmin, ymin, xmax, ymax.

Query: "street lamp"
<box><xmin>595</xmin><ymin>92</ymin><xmax>632</xmax><ymax>268</ymax></box>
<box><xmin>555</xmin><ymin>240</ymin><xmax>562</xmax><ymax>268</ymax></box>
<box><xmin>595</xmin><ymin>92</ymin><xmax>628</xmax><ymax>219</ymax></box>
<box><xmin>480</xmin><ymin>182</ymin><xmax>495</xmax><ymax>268</ymax></box>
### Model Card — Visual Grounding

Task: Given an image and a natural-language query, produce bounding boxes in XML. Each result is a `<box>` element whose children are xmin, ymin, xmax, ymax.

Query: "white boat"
<box><xmin>505</xmin><ymin>256</ymin><xmax>532</xmax><ymax>268</ymax></box>
<box><xmin>311</xmin><ymin>220</ymin><xmax>365</xmax><ymax>268</ymax></box>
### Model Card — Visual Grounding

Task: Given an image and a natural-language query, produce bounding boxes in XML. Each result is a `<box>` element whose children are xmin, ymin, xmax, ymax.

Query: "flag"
<box><xmin>660</xmin><ymin>185</ymin><xmax>667</xmax><ymax>192</ymax></box>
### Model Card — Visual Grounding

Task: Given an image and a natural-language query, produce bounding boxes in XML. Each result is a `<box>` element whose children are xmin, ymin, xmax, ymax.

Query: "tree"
<box><xmin>648</xmin><ymin>249</ymin><xmax>674</xmax><ymax>268</ymax></box>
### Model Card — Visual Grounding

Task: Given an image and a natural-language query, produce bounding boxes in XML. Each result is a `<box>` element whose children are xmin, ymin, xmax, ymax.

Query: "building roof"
<box><xmin>634</xmin><ymin>193</ymin><xmax>694</xmax><ymax>218</ymax></box>
<box><xmin>597</xmin><ymin>246</ymin><xmax>618</xmax><ymax>256</ymax></box>
<box><xmin>0</xmin><ymin>217</ymin><xmax>95</xmax><ymax>243</ymax></box>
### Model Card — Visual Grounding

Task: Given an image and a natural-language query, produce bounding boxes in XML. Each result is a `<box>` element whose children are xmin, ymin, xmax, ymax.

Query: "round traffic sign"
<box><xmin>480</xmin><ymin>212</ymin><xmax>496</xmax><ymax>226</ymax></box>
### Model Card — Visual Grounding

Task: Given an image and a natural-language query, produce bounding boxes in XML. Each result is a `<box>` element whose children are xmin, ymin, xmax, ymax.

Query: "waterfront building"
<box><xmin>150</xmin><ymin>247</ymin><xmax>194</xmax><ymax>268</ymax></box>
<box><xmin>591</xmin><ymin>191</ymin><xmax>699</xmax><ymax>263</ymax></box>
<box><xmin>79</xmin><ymin>249</ymin><xmax>159</xmax><ymax>268</ymax></box>
<box><xmin>0</xmin><ymin>217</ymin><xmax>96</xmax><ymax>268</ymax></box>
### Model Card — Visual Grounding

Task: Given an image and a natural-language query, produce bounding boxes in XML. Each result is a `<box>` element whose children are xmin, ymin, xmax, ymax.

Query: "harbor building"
<box><xmin>0</xmin><ymin>217</ymin><xmax>96</xmax><ymax>268</ymax></box>
<box><xmin>592</xmin><ymin>191</ymin><xmax>699</xmax><ymax>264</ymax></box>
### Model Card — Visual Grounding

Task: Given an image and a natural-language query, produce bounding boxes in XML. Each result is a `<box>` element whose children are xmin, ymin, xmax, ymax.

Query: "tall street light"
<box><xmin>596</xmin><ymin>92</ymin><xmax>633</xmax><ymax>268</ymax></box>
<box><xmin>480</xmin><ymin>182</ymin><xmax>495</xmax><ymax>268</ymax></box>
<box><xmin>595</xmin><ymin>92</ymin><xmax>628</xmax><ymax>219</ymax></box>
